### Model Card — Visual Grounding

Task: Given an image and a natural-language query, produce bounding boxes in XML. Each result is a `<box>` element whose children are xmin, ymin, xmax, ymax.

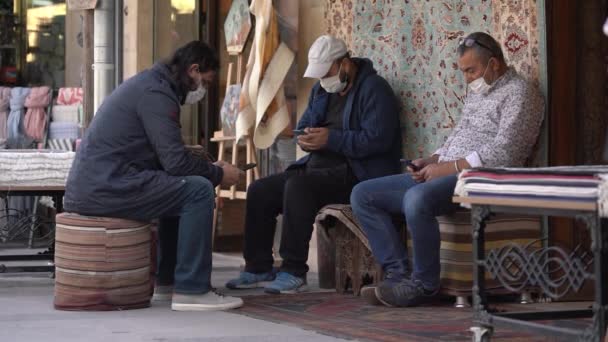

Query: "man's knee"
<box><xmin>183</xmin><ymin>176</ymin><xmax>214</xmax><ymax>203</ymax></box>
<box><xmin>283</xmin><ymin>176</ymin><xmax>310</xmax><ymax>198</ymax></box>
<box><xmin>246</xmin><ymin>178</ymin><xmax>267</xmax><ymax>200</ymax></box>
<box><xmin>402</xmin><ymin>186</ymin><xmax>431</xmax><ymax>217</ymax></box>
<box><xmin>350</xmin><ymin>181</ymin><xmax>372</xmax><ymax>211</ymax></box>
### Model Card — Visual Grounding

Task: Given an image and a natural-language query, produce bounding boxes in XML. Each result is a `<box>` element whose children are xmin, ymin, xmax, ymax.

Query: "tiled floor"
<box><xmin>0</xmin><ymin>251</ymin><xmax>348</xmax><ymax>342</ymax></box>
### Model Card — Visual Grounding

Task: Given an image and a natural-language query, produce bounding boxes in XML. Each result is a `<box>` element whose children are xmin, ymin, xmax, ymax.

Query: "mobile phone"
<box><xmin>241</xmin><ymin>163</ymin><xmax>257</xmax><ymax>171</ymax></box>
<box><xmin>400</xmin><ymin>159</ymin><xmax>419</xmax><ymax>171</ymax></box>
<box><xmin>293</xmin><ymin>129</ymin><xmax>307</xmax><ymax>136</ymax></box>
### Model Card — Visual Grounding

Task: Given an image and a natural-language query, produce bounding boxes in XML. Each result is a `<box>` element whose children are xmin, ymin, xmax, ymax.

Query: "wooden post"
<box><xmin>82</xmin><ymin>10</ymin><xmax>94</xmax><ymax>127</ymax></box>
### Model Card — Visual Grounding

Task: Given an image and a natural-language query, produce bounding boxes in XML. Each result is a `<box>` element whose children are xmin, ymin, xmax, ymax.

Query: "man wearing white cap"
<box><xmin>226</xmin><ymin>35</ymin><xmax>402</xmax><ymax>293</ymax></box>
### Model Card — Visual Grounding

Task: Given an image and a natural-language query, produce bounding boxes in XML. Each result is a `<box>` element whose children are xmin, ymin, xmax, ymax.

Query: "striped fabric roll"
<box><xmin>0</xmin><ymin>150</ymin><xmax>74</xmax><ymax>186</ymax></box>
<box><xmin>54</xmin><ymin>213</ymin><xmax>152</xmax><ymax>311</ymax></box>
<box><xmin>47</xmin><ymin>138</ymin><xmax>75</xmax><ymax>152</ymax></box>
<box><xmin>48</xmin><ymin>122</ymin><xmax>80</xmax><ymax>140</ymax></box>
<box><xmin>51</xmin><ymin>105</ymin><xmax>80</xmax><ymax>124</ymax></box>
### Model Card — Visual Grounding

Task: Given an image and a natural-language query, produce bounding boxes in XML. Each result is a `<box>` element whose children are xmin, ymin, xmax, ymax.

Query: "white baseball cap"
<box><xmin>303</xmin><ymin>35</ymin><xmax>348</xmax><ymax>78</ymax></box>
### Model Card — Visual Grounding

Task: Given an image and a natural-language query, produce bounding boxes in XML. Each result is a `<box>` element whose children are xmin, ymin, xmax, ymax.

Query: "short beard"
<box><xmin>169</xmin><ymin>64</ymin><xmax>197</xmax><ymax>104</ymax></box>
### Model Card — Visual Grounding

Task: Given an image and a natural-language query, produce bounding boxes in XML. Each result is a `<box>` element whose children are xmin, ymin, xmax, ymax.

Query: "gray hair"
<box><xmin>457</xmin><ymin>32</ymin><xmax>505</xmax><ymax>64</ymax></box>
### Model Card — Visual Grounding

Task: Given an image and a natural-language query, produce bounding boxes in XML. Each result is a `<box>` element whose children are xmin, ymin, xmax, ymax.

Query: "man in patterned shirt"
<box><xmin>350</xmin><ymin>32</ymin><xmax>544</xmax><ymax>307</ymax></box>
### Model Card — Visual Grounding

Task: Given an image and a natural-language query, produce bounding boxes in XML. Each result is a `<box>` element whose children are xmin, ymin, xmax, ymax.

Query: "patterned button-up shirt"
<box><xmin>436</xmin><ymin>67</ymin><xmax>544</xmax><ymax>168</ymax></box>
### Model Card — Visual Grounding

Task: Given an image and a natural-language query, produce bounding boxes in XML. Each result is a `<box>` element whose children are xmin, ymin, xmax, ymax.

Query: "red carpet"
<box><xmin>235</xmin><ymin>292</ymin><xmax>588</xmax><ymax>341</ymax></box>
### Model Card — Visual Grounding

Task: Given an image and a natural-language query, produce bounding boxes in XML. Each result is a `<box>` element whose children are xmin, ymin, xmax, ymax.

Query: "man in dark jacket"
<box><xmin>64</xmin><ymin>41</ymin><xmax>244</xmax><ymax>311</ymax></box>
<box><xmin>226</xmin><ymin>35</ymin><xmax>402</xmax><ymax>294</ymax></box>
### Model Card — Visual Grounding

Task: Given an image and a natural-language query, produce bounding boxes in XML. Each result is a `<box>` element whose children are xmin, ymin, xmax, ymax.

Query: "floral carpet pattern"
<box><xmin>325</xmin><ymin>0</ymin><xmax>544</xmax><ymax>158</ymax></box>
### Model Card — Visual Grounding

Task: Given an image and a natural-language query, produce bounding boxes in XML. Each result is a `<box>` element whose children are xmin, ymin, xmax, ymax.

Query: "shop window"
<box><xmin>0</xmin><ymin>0</ymin><xmax>66</xmax><ymax>88</ymax></box>
<box><xmin>153</xmin><ymin>0</ymin><xmax>200</xmax><ymax>145</ymax></box>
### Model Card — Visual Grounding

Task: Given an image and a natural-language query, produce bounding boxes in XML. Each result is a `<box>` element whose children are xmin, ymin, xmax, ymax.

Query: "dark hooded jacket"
<box><xmin>292</xmin><ymin>58</ymin><xmax>402</xmax><ymax>181</ymax></box>
<box><xmin>64</xmin><ymin>63</ymin><xmax>222</xmax><ymax>219</ymax></box>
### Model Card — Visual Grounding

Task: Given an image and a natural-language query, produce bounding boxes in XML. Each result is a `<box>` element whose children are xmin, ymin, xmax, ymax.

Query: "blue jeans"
<box><xmin>153</xmin><ymin>176</ymin><xmax>215</xmax><ymax>294</ymax></box>
<box><xmin>350</xmin><ymin>174</ymin><xmax>458</xmax><ymax>289</ymax></box>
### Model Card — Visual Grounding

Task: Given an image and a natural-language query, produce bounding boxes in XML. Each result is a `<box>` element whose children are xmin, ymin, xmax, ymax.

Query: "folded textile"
<box><xmin>0</xmin><ymin>87</ymin><xmax>10</xmax><ymax>148</ymax></box>
<box><xmin>57</xmin><ymin>87</ymin><xmax>83</xmax><ymax>105</ymax></box>
<box><xmin>455</xmin><ymin>167</ymin><xmax>608</xmax><ymax>217</ymax></box>
<box><xmin>0</xmin><ymin>150</ymin><xmax>75</xmax><ymax>186</ymax></box>
<box><xmin>24</xmin><ymin>86</ymin><xmax>51</xmax><ymax>141</ymax></box>
<box><xmin>7</xmin><ymin>87</ymin><xmax>31</xmax><ymax>146</ymax></box>
<box><xmin>461</xmin><ymin>183</ymin><xmax>598</xmax><ymax>199</ymax></box>
<box><xmin>48</xmin><ymin>122</ymin><xmax>80</xmax><ymax>140</ymax></box>
<box><xmin>51</xmin><ymin>104</ymin><xmax>80</xmax><ymax>124</ymax></box>
<box><xmin>460</xmin><ymin>171</ymin><xmax>600</xmax><ymax>187</ymax></box>
<box><xmin>472</xmin><ymin>165</ymin><xmax>608</xmax><ymax>176</ymax></box>
<box><xmin>599</xmin><ymin>175</ymin><xmax>608</xmax><ymax>218</ymax></box>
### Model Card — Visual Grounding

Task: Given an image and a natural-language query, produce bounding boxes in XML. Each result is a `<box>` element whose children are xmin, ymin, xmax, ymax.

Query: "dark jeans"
<box><xmin>244</xmin><ymin>168</ymin><xmax>357</xmax><ymax>278</ymax></box>
<box><xmin>148</xmin><ymin>176</ymin><xmax>216</xmax><ymax>294</ymax></box>
<box><xmin>350</xmin><ymin>174</ymin><xmax>459</xmax><ymax>289</ymax></box>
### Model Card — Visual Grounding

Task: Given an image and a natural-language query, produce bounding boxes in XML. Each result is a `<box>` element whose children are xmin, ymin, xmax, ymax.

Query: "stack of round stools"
<box><xmin>54</xmin><ymin>213</ymin><xmax>153</xmax><ymax>311</ymax></box>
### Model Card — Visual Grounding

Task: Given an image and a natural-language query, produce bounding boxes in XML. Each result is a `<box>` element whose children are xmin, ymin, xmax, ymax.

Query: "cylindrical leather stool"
<box><xmin>54</xmin><ymin>213</ymin><xmax>152</xmax><ymax>311</ymax></box>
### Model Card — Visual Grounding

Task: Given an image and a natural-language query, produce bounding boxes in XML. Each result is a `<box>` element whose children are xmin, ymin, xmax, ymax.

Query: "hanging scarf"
<box><xmin>235</xmin><ymin>0</ymin><xmax>294</xmax><ymax>149</ymax></box>
<box><xmin>7</xmin><ymin>87</ymin><xmax>31</xmax><ymax>147</ymax></box>
<box><xmin>23</xmin><ymin>86</ymin><xmax>51</xmax><ymax>141</ymax></box>
<box><xmin>0</xmin><ymin>87</ymin><xmax>10</xmax><ymax>149</ymax></box>
<box><xmin>57</xmin><ymin>87</ymin><xmax>83</xmax><ymax>105</ymax></box>
<box><xmin>48</xmin><ymin>121</ymin><xmax>80</xmax><ymax>140</ymax></box>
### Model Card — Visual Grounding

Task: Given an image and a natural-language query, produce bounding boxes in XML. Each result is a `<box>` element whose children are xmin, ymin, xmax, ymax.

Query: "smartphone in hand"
<box><xmin>241</xmin><ymin>163</ymin><xmax>257</xmax><ymax>171</ymax></box>
<box><xmin>400</xmin><ymin>159</ymin><xmax>419</xmax><ymax>172</ymax></box>
<box><xmin>293</xmin><ymin>129</ymin><xmax>307</xmax><ymax>136</ymax></box>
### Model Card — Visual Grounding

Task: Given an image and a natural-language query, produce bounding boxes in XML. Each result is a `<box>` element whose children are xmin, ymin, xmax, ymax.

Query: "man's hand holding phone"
<box><xmin>240</xmin><ymin>163</ymin><xmax>257</xmax><ymax>171</ymax></box>
<box><xmin>296</xmin><ymin>125</ymin><xmax>329</xmax><ymax>151</ymax></box>
<box><xmin>219</xmin><ymin>162</ymin><xmax>243</xmax><ymax>187</ymax></box>
<box><xmin>401</xmin><ymin>159</ymin><xmax>420</xmax><ymax>172</ymax></box>
<box><xmin>402</xmin><ymin>158</ymin><xmax>427</xmax><ymax>183</ymax></box>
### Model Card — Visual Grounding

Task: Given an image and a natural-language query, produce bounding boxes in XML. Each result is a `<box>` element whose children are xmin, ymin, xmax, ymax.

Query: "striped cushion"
<box><xmin>434</xmin><ymin>211</ymin><xmax>541</xmax><ymax>296</ymax></box>
<box><xmin>54</xmin><ymin>213</ymin><xmax>152</xmax><ymax>311</ymax></box>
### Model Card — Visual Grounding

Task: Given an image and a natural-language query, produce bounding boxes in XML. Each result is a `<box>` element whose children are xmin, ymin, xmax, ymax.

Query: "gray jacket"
<box><xmin>64</xmin><ymin>63</ymin><xmax>222</xmax><ymax>218</ymax></box>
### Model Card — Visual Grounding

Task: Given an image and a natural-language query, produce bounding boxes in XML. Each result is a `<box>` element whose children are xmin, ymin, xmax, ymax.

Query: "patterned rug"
<box><xmin>235</xmin><ymin>292</ymin><xmax>589</xmax><ymax>342</ymax></box>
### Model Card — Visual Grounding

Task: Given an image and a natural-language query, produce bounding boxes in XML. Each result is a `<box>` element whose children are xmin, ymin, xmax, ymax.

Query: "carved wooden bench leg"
<box><xmin>350</xmin><ymin>237</ymin><xmax>363</xmax><ymax>295</ymax></box>
<box><xmin>335</xmin><ymin>226</ymin><xmax>349</xmax><ymax>294</ymax></box>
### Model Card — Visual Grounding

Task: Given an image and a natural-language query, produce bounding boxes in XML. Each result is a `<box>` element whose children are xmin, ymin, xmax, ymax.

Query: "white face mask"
<box><xmin>468</xmin><ymin>60</ymin><xmax>492</xmax><ymax>95</ymax></box>
<box><xmin>320</xmin><ymin>65</ymin><xmax>347</xmax><ymax>93</ymax></box>
<box><xmin>185</xmin><ymin>83</ymin><xmax>207</xmax><ymax>104</ymax></box>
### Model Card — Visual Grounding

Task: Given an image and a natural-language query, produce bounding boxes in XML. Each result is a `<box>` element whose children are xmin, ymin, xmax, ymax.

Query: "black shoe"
<box><xmin>375</xmin><ymin>278</ymin><xmax>439</xmax><ymax>307</ymax></box>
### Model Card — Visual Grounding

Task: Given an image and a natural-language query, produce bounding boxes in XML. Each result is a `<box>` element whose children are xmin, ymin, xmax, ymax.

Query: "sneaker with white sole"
<box><xmin>375</xmin><ymin>277</ymin><xmax>439</xmax><ymax>307</ymax></box>
<box><xmin>225</xmin><ymin>270</ymin><xmax>276</xmax><ymax>289</ymax></box>
<box><xmin>360</xmin><ymin>285</ymin><xmax>381</xmax><ymax>305</ymax></box>
<box><xmin>171</xmin><ymin>290</ymin><xmax>243</xmax><ymax>311</ymax></box>
<box><xmin>264</xmin><ymin>272</ymin><xmax>307</xmax><ymax>294</ymax></box>
<box><xmin>152</xmin><ymin>285</ymin><xmax>174</xmax><ymax>301</ymax></box>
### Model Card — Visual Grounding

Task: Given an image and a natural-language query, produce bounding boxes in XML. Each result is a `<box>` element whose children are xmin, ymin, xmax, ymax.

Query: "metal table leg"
<box><xmin>471</xmin><ymin>205</ymin><xmax>493</xmax><ymax>342</ymax></box>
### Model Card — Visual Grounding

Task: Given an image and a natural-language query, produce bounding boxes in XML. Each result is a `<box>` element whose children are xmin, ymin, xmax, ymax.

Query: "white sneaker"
<box><xmin>171</xmin><ymin>290</ymin><xmax>244</xmax><ymax>311</ymax></box>
<box><xmin>152</xmin><ymin>285</ymin><xmax>174</xmax><ymax>301</ymax></box>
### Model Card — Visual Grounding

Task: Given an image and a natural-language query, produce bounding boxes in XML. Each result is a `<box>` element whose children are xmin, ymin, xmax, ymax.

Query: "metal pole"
<box><xmin>93</xmin><ymin>0</ymin><xmax>115</xmax><ymax>113</ymax></box>
<box><xmin>114</xmin><ymin>0</ymin><xmax>123</xmax><ymax>86</ymax></box>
